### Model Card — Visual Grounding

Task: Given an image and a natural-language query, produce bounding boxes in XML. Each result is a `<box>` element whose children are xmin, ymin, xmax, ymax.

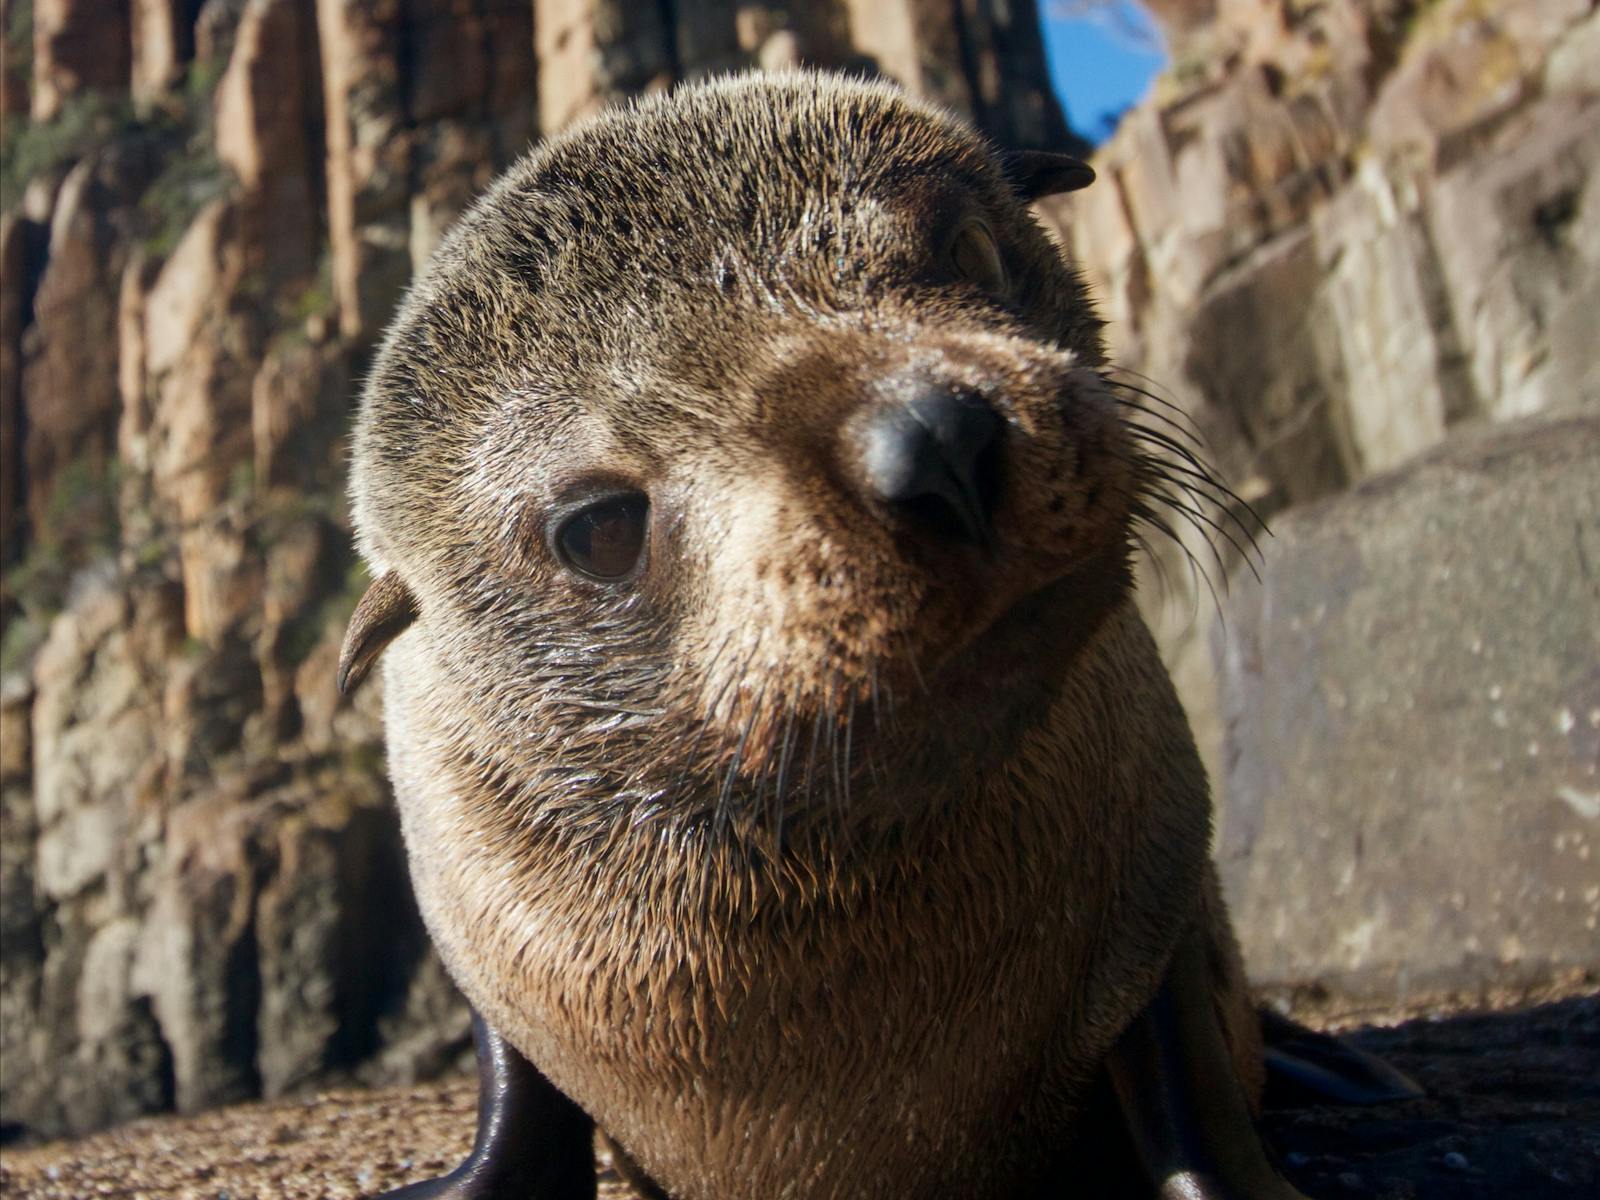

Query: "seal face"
<box><xmin>351</xmin><ymin>73</ymin><xmax>1223</xmax><ymax>1199</ymax></box>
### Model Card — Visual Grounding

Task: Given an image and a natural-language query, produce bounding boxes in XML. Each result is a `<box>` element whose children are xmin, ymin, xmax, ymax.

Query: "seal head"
<box><xmin>348</xmin><ymin>73</ymin><xmax>1235</xmax><ymax>1199</ymax></box>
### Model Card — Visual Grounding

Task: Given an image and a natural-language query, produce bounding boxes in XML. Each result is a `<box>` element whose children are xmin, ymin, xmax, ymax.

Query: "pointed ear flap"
<box><xmin>338</xmin><ymin>570</ymin><xmax>418</xmax><ymax>697</ymax></box>
<box><xmin>1004</xmin><ymin>150</ymin><xmax>1096</xmax><ymax>200</ymax></box>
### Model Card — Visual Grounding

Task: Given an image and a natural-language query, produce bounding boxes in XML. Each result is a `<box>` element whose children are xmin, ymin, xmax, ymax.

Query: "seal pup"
<box><xmin>340</xmin><ymin>72</ymin><xmax>1321</xmax><ymax>1199</ymax></box>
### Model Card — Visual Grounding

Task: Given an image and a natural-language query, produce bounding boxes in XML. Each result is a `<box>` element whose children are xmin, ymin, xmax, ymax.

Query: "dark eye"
<box><xmin>552</xmin><ymin>493</ymin><xmax>649</xmax><ymax>580</ymax></box>
<box><xmin>948</xmin><ymin>219</ymin><xmax>1007</xmax><ymax>292</ymax></box>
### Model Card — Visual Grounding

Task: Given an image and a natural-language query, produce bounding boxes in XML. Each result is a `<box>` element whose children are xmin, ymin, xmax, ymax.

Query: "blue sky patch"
<box><xmin>1042</xmin><ymin>1</ymin><xmax>1167</xmax><ymax>143</ymax></box>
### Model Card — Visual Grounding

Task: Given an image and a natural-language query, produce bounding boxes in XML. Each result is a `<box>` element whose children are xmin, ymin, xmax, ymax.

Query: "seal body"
<box><xmin>352</xmin><ymin>73</ymin><xmax>1258</xmax><ymax>1199</ymax></box>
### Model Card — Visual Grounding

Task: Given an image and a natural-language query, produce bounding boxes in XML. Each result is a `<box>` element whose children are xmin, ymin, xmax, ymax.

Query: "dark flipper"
<box><xmin>375</xmin><ymin>1010</ymin><xmax>597</xmax><ymax>1200</ymax></box>
<box><xmin>1260</xmin><ymin>1009</ymin><xmax>1423</xmax><ymax>1108</ymax></box>
<box><xmin>1106</xmin><ymin>929</ymin><xmax>1309</xmax><ymax>1200</ymax></box>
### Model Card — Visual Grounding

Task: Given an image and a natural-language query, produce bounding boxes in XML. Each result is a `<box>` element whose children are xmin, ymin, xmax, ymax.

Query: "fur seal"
<box><xmin>338</xmin><ymin>72</ymin><xmax>1368</xmax><ymax>1199</ymax></box>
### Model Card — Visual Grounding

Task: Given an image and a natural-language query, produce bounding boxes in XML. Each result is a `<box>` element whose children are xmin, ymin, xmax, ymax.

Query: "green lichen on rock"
<box><xmin>0</xmin><ymin>91</ymin><xmax>137</xmax><ymax>199</ymax></box>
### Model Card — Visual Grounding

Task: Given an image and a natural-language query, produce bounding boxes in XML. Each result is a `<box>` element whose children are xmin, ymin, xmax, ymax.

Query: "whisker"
<box><xmin>716</xmin><ymin>682</ymin><xmax>765</xmax><ymax>841</ymax></box>
<box><xmin>771</xmin><ymin>705</ymin><xmax>799</xmax><ymax>851</ymax></box>
<box><xmin>1104</xmin><ymin>368</ymin><xmax>1208</xmax><ymax>439</ymax></box>
<box><xmin>1138</xmin><ymin>460</ymin><xmax>1269</xmax><ymax>557</ymax></box>
<box><xmin>1113</xmin><ymin>395</ymin><xmax>1201</xmax><ymax>448</ymax></box>
<box><xmin>903</xmin><ymin>638</ymin><xmax>928</xmax><ymax>697</ymax></box>
<box><xmin>1152</xmin><ymin>488</ymin><xmax>1262</xmax><ymax>584</ymax></box>
<box><xmin>1132</xmin><ymin>501</ymin><xmax>1222</xmax><ymax>618</ymax></box>
<box><xmin>668</xmin><ymin>632</ymin><xmax>737</xmax><ymax>805</ymax></box>
<box><xmin>841</xmin><ymin>697</ymin><xmax>855</xmax><ymax>812</ymax></box>
<box><xmin>825</xmin><ymin>678</ymin><xmax>843</xmax><ymax>817</ymax></box>
<box><xmin>803</xmin><ymin>706</ymin><xmax>825</xmax><ymax>814</ymax></box>
<box><xmin>1130</xmin><ymin>433</ymin><xmax>1270</xmax><ymax>543</ymax></box>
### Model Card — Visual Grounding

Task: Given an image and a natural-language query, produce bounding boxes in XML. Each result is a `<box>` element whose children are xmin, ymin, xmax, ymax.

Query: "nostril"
<box><xmin>859</xmin><ymin>385</ymin><xmax>1002</xmax><ymax>545</ymax></box>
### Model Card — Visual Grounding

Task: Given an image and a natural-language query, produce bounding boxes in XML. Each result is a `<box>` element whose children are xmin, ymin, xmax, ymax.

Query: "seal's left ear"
<box><xmin>338</xmin><ymin>570</ymin><xmax>418</xmax><ymax>697</ymax></box>
<box><xmin>1005</xmin><ymin>150</ymin><xmax>1096</xmax><ymax>200</ymax></box>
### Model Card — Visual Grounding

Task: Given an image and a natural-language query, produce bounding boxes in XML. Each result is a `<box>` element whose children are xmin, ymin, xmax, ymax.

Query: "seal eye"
<box><xmin>553</xmin><ymin>494</ymin><xmax>649</xmax><ymax>581</ymax></box>
<box><xmin>948</xmin><ymin>220</ymin><xmax>1006</xmax><ymax>293</ymax></box>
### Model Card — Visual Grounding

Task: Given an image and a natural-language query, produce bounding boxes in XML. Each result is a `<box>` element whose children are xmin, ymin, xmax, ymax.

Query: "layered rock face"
<box><xmin>0</xmin><ymin>0</ymin><xmax>1069</xmax><ymax>1141</ymax></box>
<box><xmin>1047</xmin><ymin>0</ymin><xmax>1597</xmax><ymax>1005</ymax></box>
<box><xmin>1051</xmin><ymin>0</ymin><xmax>1599</xmax><ymax>777</ymax></box>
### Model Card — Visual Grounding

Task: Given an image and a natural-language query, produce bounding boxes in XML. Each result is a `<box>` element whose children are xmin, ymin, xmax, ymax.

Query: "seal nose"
<box><xmin>860</xmin><ymin>384</ymin><xmax>1002</xmax><ymax>545</ymax></box>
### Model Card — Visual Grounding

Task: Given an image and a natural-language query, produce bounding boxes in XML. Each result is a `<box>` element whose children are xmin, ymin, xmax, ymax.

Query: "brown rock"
<box><xmin>214</xmin><ymin>0</ymin><xmax>319</xmax><ymax>286</ymax></box>
<box><xmin>480</xmin><ymin>0</ymin><xmax>539</xmax><ymax>159</ymax></box>
<box><xmin>1425</xmin><ymin>91</ymin><xmax>1600</xmax><ymax>422</ymax></box>
<box><xmin>30</xmin><ymin>573</ymin><xmax>180</xmax><ymax>898</ymax></box>
<box><xmin>1216</xmin><ymin>415</ymin><xmax>1600</xmax><ymax>1005</ymax></box>
<box><xmin>135</xmin><ymin>789</ymin><xmax>262</xmax><ymax>1113</ymax></box>
<box><xmin>4</xmin><ymin>572</ymin><xmax>181</xmax><ymax>1133</ymax></box>
<box><xmin>315</xmin><ymin>0</ymin><xmax>411</xmax><ymax>341</ymax></box>
<box><xmin>130</xmin><ymin>0</ymin><xmax>193</xmax><ymax>107</ymax></box>
<box><xmin>0</xmin><ymin>0</ymin><xmax>28</xmax><ymax>122</ymax></box>
<box><xmin>250</xmin><ymin>338</ymin><xmax>332</xmax><ymax>491</ymax></box>
<box><xmin>536</xmin><ymin>0</ymin><xmax>670</xmax><ymax>135</ymax></box>
<box><xmin>407</xmin><ymin>0</ymin><xmax>491</xmax><ymax>125</ymax></box>
<box><xmin>20</xmin><ymin>145</ymin><xmax>153</xmax><ymax>539</ymax></box>
<box><xmin>407</xmin><ymin>122</ymin><xmax>495</xmax><ymax>268</ymax></box>
<box><xmin>30</xmin><ymin>0</ymin><xmax>132</xmax><ymax>121</ymax></box>
<box><xmin>140</xmin><ymin>198</ymin><xmax>260</xmax><ymax>640</ymax></box>
<box><xmin>1049</xmin><ymin>0</ymin><xmax>1600</xmax><ymax>794</ymax></box>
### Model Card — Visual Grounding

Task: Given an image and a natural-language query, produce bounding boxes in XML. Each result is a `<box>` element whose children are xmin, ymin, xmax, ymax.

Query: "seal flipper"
<box><xmin>1106</xmin><ymin>930</ymin><xmax>1309</xmax><ymax>1200</ymax></box>
<box><xmin>1260</xmin><ymin>1009</ymin><xmax>1423</xmax><ymax>1107</ymax></box>
<box><xmin>375</xmin><ymin>1010</ymin><xmax>596</xmax><ymax>1200</ymax></box>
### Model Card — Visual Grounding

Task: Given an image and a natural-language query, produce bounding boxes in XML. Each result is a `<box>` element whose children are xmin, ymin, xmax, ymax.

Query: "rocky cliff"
<box><xmin>0</xmin><ymin>0</ymin><xmax>1074</xmax><ymax>1141</ymax></box>
<box><xmin>0</xmin><ymin>0</ymin><xmax>1594</xmax><ymax>1144</ymax></box>
<box><xmin>1054</xmin><ymin>0</ymin><xmax>1598</xmax><ymax>769</ymax></box>
<box><xmin>1044</xmin><ymin>0</ymin><xmax>1598</xmax><ymax>1006</ymax></box>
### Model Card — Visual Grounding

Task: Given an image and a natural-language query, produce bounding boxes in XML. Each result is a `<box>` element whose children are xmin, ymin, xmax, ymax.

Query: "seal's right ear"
<box><xmin>1005</xmin><ymin>150</ymin><xmax>1096</xmax><ymax>200</ymax></box>
<box><xmin>338</xmin><ymin>571</ymin><xmax>418</xmax><ymax>697</ymax></box>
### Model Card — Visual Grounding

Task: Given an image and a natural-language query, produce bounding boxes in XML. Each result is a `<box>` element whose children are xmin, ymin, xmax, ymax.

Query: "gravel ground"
<box><xmin>3</xmin><ymin>994</ymin><xmax>1595</xmax><ymax>1200</ymax></box>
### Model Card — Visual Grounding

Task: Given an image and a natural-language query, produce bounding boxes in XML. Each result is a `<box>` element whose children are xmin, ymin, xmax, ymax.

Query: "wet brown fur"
<box><xmin>350</xmin><ymin>73</ymin><xmax>1262</xmax><ymax>1199</ymax></box>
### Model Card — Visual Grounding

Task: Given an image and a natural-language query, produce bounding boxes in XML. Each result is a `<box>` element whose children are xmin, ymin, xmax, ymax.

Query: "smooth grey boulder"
<box><xmin>1216</xmin><ymin>414</ymin><xmax>1600</xmax><ymax>1004</ymax></box>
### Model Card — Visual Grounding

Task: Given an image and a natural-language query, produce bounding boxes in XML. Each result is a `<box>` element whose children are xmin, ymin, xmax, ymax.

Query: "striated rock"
<box><xmin>1216</xmin><ymin>415</ymin><xmax>1600</xmax><ymax>1003</ymax></box>
<box><xmin>405</xmin><ymin>0</ymin><xmax>536</xmax><ymax>270</ymax></box>
<box><xmin>249</xmin><ymin>336</ymin><xmax>348</xmax><ymax>497</ymax></box>
<box><xmin>30</xmin><ymin>0</ymin><xmax>132</xmax><ymax>121</ymax></box>
<box><xmin>114</xmin><ymin>247</ymin><xmax>163</xmax><ymax>556</ymax></box>
<box><xmin>841</xmin><ymin>0</ymin><xmax>1078</xmax><ymax>151</ymax></box>
<box><xmin>130</xmin><ymin>0</ymin><xmax>194</xmax><ymax>108</ymax></box>
<box><xmin>0</xmin><ymin>674</ymin><xmax>43</xmax><ymax>1130</ymax></box>
<box><xmin>1424</xmin><ymin>91</ymin><xmax>1600</xmax><ymax>422</ymax></box>
<box><xmin>1053</xmin><ymin>0</ymin><xmax>1600</xmax><ymax>789</ymax></box>
<box><xmin>135</xmin><ymin>788</ymin><xmax>264</xmax><ymax>1113</ymax></box>
<box><xmin>141</xmin><ymin>199</ymin><xmax>260</xmax><ymax>641</ymax></box>
<box><xmin>214</xmin><ymin>0</ymin><xmax>321</xmax><ymax>279</ymax></box>
<box><xmin>315</xmin><ymin>0</ymin><xmax>412</xmax><ymax>341</ymax></box>
<box><xmin>537</xmin><ymin>0</ymin><xmax>674</xmax><ymax>135</ymax></box>
<box><xmin>30</xmin><ymin>573</ymin><xmax>180</xmax><ymax>902</ymax></box>
<box><xmin>20</xmin><ymin>144</ymin><xmax>156</xmax><ymax>538</ymax></box>
<box><xmin>7</xmin><ymin>571</ymin><xmax>181</xmax><ymax>1132</ymax></box>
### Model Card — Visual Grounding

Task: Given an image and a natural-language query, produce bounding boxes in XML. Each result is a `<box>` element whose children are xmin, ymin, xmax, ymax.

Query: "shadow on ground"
<box><xmin>1271</xmin><ymin>995</ymin><xmax>1599</xmax><ymax>1198</ymax></box>
<box><xmin>1</xmin><ymin>996</ymin><xmax>1595</xmax><ymax>1198</ymax></box>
